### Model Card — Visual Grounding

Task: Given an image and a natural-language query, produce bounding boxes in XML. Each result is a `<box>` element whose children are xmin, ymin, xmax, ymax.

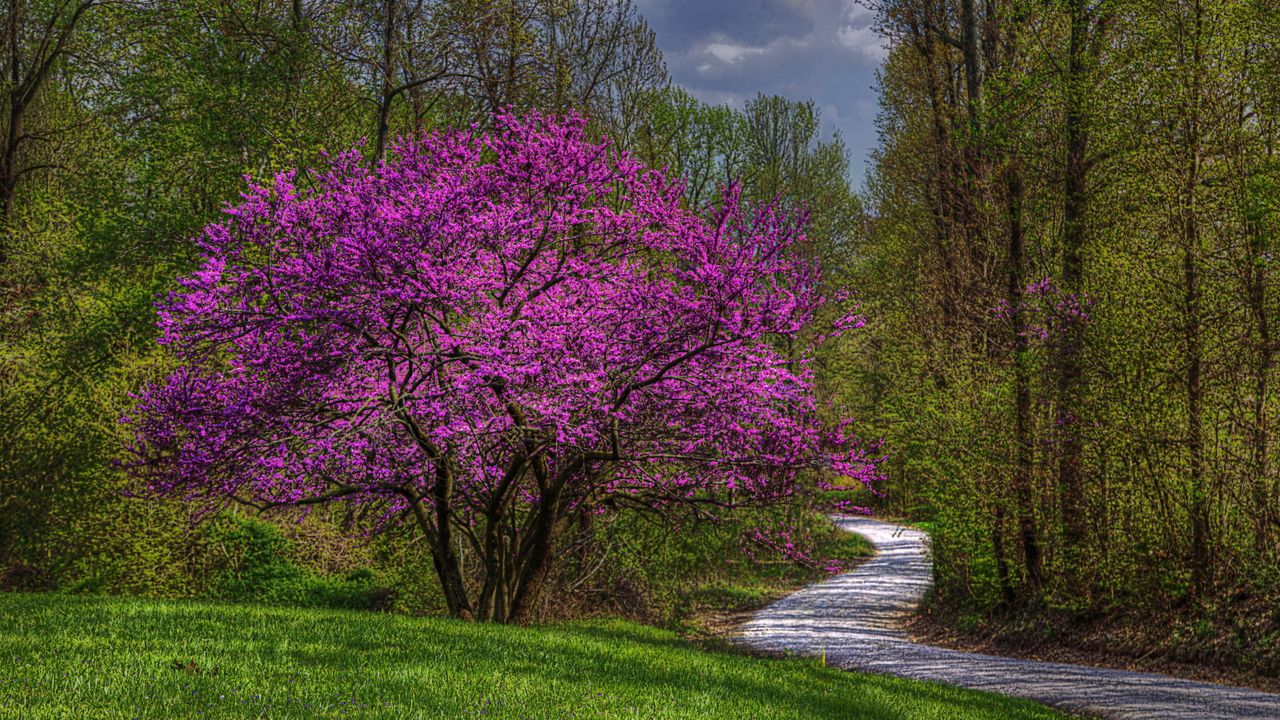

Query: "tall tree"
<box><xmin>1055</xmin><ymin>0</ymin><xmax>1107</xmax><ymax>592</ymax></box>
<box><xmin>0</xmin><ymin>0</ymin><xmax>98</xmax><ymax>252</ymax></box>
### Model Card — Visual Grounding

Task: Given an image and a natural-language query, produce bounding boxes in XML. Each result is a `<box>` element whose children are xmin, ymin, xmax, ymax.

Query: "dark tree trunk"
<box><xmin>910</xmin><ymin>11</ymin><xmax>960</xmax><ymax>355</ymax></box>
<box><xmin>507</xmin><ymin>481</ymin><xmax>566</xmax><ymax>625</ymax></box>
<box><xmin>0</xmin><ymin>104</ymin><xmax>17</xmax><ymax>232</ymax></box>
<box><xmin>373</xmin><ymin>0</ymin><xmax>396</xmax><ymax>166</ymax></box>
<box><xmin>1244</xmin><ymin>104</ymin><xmax>1273</xmax><ymax>559</ymax></box>
<box><xmin>1</xmin><ymin>0</ymin><xmax>26</xmax><ymax>243</ymax></box>
<box><xmin>1186</xmin><ymin>218</ymin><xmax>1209</xmax><ymax>600</ymax></box>
<box><xmin>1249</xmin><ymin>207</ymin><xmax>1274</xmax><ymax>560</ymax></box>
<box><xmin>1057</xmin><ymin>0</ymin><xmax>1091</xmax><ymax>590</ymax></box>
<box><xmin>960</xmin><ymin>0</ymin><xmax>983</xmax><ymax>134</ymax></box>
<box><xmin>408</xmin><ymin>472</ymin><xmax>474</xmax><ymax>621</ymax></box>
<box><xmin>1006</xmin><ymin>159</ymin><xmax>1041</xmax><ymax>593</ymax></box>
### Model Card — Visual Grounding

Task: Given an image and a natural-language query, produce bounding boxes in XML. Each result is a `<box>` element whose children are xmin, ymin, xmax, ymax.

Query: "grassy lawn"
<box><xmin>0</xmin><ymin>593</ymin><xmax>1072</xmax><ymax>719</ymax></box>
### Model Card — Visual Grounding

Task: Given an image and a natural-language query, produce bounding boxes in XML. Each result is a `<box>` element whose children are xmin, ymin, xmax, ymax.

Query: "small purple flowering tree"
<box><xmin>126</xmin><ymin>113</ymin><xmax>876</xmax><ymax>622</ymax></box>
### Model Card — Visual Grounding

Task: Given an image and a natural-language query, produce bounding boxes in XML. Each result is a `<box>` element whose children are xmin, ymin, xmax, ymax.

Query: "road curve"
<box><xmin>736</xmin><ymin>515</ymin><xmax>1280</xmax><ymax>720</ymax></box>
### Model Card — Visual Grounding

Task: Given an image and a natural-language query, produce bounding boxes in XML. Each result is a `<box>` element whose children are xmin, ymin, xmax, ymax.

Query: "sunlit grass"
<box><xmin>0</xmin><ymin>593</ymin><xmax>1072</xmax><ymax>719</ymax></box>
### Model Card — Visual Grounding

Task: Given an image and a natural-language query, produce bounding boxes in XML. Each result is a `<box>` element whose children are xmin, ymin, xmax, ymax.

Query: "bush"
<box><xmin>205</xmin><ymin>516</ymin><xmax>395</xmax><ymax>611</ymax></box>
<box><xmin>545</xmin><ymin>505</ymin><xmax>874</xmax><ymax>627</ymax></box>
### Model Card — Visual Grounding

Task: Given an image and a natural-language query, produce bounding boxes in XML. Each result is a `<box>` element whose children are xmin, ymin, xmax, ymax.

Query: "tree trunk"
<box><xmin>1</xmin><ymin>0</ymin><xmax>27</xmax><ymax>240</ymax></box>
<box><xmin>1249</xmin><ymin>298</ymin><xmax>1270</xmax><ymax>556</ymax></box>
<box><xmin>408</xmin><ymin>475</ymin><xmax>474</xmax><ymax>621</ymax></box>
<box><xmin>1183</xmin><ymin>0</ymin><xmax>1210</xmax><ymax>601</ymax></box>
<box><xmin>1007</xmin><ymin>159</ymin><xmax>1042</xmax><ymax>594</ymax></box>
<box><xmin>373</xmin><ymin>0</ymin><xmax>396</xmax><ymax>166</ymax></box>
<box><xmin>960</xmin><ymin>0</ymin><xmax>983</xmax><ymax>134</ymax></box>
<box><xmin>507</xmin><ymin>482</ymin><xmax>566</xmax><ymax>624</ymax></box>
<box><xmin>910</xmin><ymin>13</ymin><xmax>959</xmax><ymax>355</ymax></box>
<box><xmin>1185</xmin><ymin>210</ymin><xmax>1209</xmax><ymax>600</ymax></box>
<box><xmin>1057</xmin><ymin>0</ymin><xmax>1090</xmax><ymax>591</ymax></box>
<box><xmin>0</xmin><ymin>104</ymin><xmax>18</xmax><ymax>232</ymax></box>
<box><xmin>1244</xmin><ymin>100</ymin><xmax>1273</xmax><ymax>560</ymax></box>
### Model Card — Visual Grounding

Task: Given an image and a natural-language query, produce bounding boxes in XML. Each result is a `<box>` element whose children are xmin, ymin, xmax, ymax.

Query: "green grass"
<box><xmin>0</xmin><ymin>592</ymin><xmax>1073</xmax><ymax>719</ymax></box>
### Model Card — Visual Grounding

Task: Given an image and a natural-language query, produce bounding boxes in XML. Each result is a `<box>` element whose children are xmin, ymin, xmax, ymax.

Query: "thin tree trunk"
<box><xmin>1</xmin><ymin>0</ymin><xmax>27</xmax><ymax>239</ymax></box>
<box><xmin>1251</xmin><ymin>220</ymin><xmax>1274</xmax><ymax>560</ymax></box>
<box><xmin>1057</xmin><ymin>0</ymin><xmax>1090</xmax><ymax>590</ymax></box>
<box><xmin>1183</xmin><ymin>0</ymin><xmax>1210</xmax><ymax>601</ymax></box>
<box><xmin>1007</xmin><ymin>159</ymin><xmax>1042</xmax><ymax>594</ymax></box>
<box><xmin>0</xmin><ymin>102</ymin><xmax>18</xmax><ymax>231</ymax></box>
<box><xmin>408</xmin><ymin>471</ymin><xmax>474</xmax><ymax>621</ymax></box>
<box><xmin>373</xmin><ymin>0</ymin><xmax>396</xmax><ymax>166</ymax></box>
<box><xmin>1243</xmin><ymin>101</ymin><xmax>1273</xmax><ymax>559</ymax></box>
<box><xmin>960</xmin><ymin>0</ymin><xmax>983</xmax><ymax>134</ymax></box>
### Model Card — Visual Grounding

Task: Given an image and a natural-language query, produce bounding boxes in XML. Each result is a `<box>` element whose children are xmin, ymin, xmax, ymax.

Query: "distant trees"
<box><xmin>0</xmin><ymin>0</ymin><xmax>100</xmax><ymax>245</ymax></box>
<box><xmin>851</xmin><ymin>0</ymin><xmax>1280</xmax><ymax>613</ymax></box>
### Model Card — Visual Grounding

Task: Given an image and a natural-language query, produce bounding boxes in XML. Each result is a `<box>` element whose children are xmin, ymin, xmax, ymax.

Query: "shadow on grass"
<box><xmin>0</xmin><ymin>593</ymin><xmax>1061</xmax><ymax>720</ymax></box>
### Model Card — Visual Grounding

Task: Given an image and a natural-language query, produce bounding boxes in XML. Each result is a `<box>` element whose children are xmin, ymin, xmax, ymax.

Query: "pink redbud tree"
<box><xmin>125</xmin><ymin>113</ymin><xmax>877</xmax><ymax>623</ymax></box>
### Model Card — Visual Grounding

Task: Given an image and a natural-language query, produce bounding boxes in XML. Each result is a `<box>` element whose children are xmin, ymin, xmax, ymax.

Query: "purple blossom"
<box><xmin>125</xmin><ymin>112</ymin><xmax>877</xmax><ymax>619</ymax></box>
<box><xmin>993</xmin><ymin>277</ymin><xmax>1094</xmax><ymax>342</ymax></box>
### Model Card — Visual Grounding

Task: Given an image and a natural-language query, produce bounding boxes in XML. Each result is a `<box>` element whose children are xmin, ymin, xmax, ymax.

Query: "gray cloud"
<box><xmin>637</xmin><ymin>0</ymin><xmax>885</xmax><ymax>185</ymax></box>
<box><xmin>636</xmin><ymin>0</ymin><xmax>814</xmax><ymax>47</ymax></box>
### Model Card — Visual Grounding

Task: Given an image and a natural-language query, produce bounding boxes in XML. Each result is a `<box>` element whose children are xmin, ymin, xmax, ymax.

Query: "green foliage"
<box><xmin>0</xmin><ymin>592</ymin><xmax>1071</xmax><ymax>719</ymax></box>
<box><xmin>202</xmin><ymin>517</ymin><xmax>395</xmax><ymax>611</ymax></box>
<box><xmin>0</xmin><ymin>1</ymin><xmax>863</xmax><ymax>620</ymax></box>
<box><xmin>1</xmin><ymin>0</ymin><xmax>370</xmax><ymax>600</ymax></box>
<box><xmin>563</xmin><ymin>510</ymin><xmax>873</xmax><ymax>628</ymax></box>
<box><xmin>852</xmin><ymin>0</ymin><xmax>1280</xmax><ymax>674</ymax></box>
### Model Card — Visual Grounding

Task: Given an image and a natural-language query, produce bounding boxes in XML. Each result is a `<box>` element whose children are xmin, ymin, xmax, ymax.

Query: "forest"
<box><xmin>849</xmin><ymin>0</ymin><xmax>1280</xmax><ymax>664</ymax></box>
<box><xmin>3</xmin><ymin>0</ymin><xmax>1280</xmax><ymax>695</ymax></box>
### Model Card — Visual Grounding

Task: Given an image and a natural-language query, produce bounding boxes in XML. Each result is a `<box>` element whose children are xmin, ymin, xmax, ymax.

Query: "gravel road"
<box><xmin>737</xmin><ymin>515</ymin><xmax>1280</xmax><ymax>719</ymax></box>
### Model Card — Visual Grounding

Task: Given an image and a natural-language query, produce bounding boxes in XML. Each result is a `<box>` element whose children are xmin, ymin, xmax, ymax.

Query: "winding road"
<box><xmin>737</xmin><ymin>515</ymin><xmax>1280</xmax><ymax>719</ymax></box>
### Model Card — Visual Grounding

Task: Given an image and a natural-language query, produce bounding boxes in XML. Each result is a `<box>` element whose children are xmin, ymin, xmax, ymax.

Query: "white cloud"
<box><xmin>704</xmin><ymin>41</ymin><xmax>764</xmax><ymax>64</ymax></box>
<box><xmin>837</xmin><ymin>2</ymin><xmax>889</xmax><ymax>62</ymax></box>
<box><xmin>836</xmin><ymin>24</ymin><xmax>889</xmax><ymax>62</ymax></box>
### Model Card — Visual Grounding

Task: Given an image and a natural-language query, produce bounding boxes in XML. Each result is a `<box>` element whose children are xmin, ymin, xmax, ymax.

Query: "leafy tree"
<box><xmin>0</xmin><ymin>0</ymin><xmax>101</xmax><ymax>242</ymax></box>
<box><xmin>637</xmin><ymin>87</ymin><xmax>746</xmax><ymax>209</ymax></box>
<box><xmin>125</xmin><ymin>113</ymin><xmax>876</xmax><ymax>622</ymax></box>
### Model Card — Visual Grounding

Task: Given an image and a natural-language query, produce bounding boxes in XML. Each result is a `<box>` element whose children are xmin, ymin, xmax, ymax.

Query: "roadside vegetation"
<box><xmin>839</xmin><ymin>0</ymin><xmax>1280</xmax><ymax>675</ymax></box>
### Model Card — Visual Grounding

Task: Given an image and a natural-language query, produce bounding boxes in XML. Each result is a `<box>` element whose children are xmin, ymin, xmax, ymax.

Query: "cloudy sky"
<box><xmin>635</xmin><ymin>0</ymin><xmax>887</xmax><ymax>186</ymax></box>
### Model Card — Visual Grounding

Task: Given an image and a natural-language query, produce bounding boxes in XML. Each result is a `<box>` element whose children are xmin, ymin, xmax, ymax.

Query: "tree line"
<box><xmin>838</xmin><ymin>0</ymin><xmax>1280</xmax><ymax>621</ymax></box>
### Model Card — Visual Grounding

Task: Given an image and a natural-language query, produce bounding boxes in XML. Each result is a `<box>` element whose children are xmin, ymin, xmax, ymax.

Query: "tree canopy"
<box><xmin>125</xmin><ymin>113</ymin><xmax>876</xmax><ymax>622</ymax></box>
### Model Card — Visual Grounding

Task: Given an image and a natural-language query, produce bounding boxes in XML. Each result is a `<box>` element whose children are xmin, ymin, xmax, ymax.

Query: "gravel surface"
<box><xmin>737</xmin><ymin>515</ymin><xmax>1280</xmax><ymax>719</ymax></box>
